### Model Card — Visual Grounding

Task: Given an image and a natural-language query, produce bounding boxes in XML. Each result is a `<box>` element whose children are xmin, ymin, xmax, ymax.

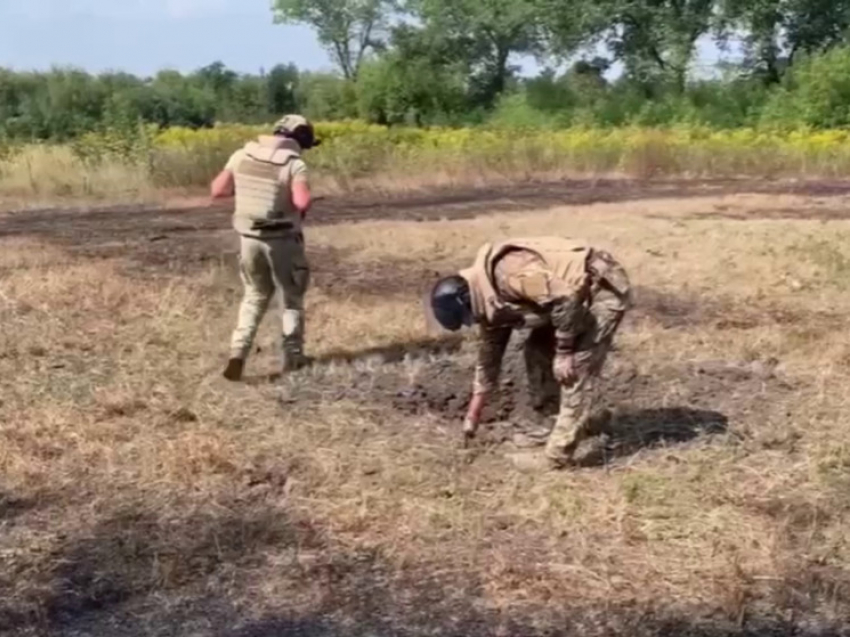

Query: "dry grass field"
<box><xmin>3</xmin><ymin>179</ymin><xmax>850</xmax><ymax>636</ymax></box>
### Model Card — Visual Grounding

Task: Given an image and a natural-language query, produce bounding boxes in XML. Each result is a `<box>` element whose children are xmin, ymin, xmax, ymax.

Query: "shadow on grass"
<box><xmin>230</xmin><ymin>612</ymin><xmax>845</xmax><ymax>637</ymax></box>
<box><xmin>242</xmin><ymin>334</ymin><xmax>465</xmax><ymax>385</ymax></box>
<box><xmin>1</xmin><ymin>492</ymin><xmax>319</xmax><ymax>635</ymax></box>
<box><xmin>6</xmin><ymin>483</ymin><xmax>850</xmax><ymax>637</ymax></box>
<box><xmin>0</xmin><ymin>491</ymin><xmax>40</xmax><ymax>522</ymax></box>
<box><xmin>576</xmin><ymin>407</ymin><xmax>729</xmax><ymax>467</ymax></box>
<box><xmin>311</xmin><ymin>333</ymin><xmax>464</xmax><ymax>366</ymax></box>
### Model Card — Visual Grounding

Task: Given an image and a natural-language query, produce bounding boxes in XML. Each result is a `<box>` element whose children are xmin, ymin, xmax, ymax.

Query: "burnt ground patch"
<box><xmin>6</xmin><ymin>177</ymin><xmax>850</xmax><ymax>247</ymax></box>
<box><xmin>0</xmin><ymin>207</ymin><xmax>443</xmax><ymax>294</ymax></box>
<box><xmin>267</xmin><ymin>326</ymin><xmax>798</xmax><ymax>468</ymax></box>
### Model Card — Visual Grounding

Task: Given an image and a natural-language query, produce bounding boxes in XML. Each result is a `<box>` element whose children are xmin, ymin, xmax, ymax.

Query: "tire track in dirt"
<box><xmin>6</xmin><ymin>177</ymin><xmax>850</xmax><ymax>245</ymax></box>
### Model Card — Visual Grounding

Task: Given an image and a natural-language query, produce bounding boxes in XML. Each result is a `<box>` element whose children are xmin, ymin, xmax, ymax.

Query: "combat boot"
<box><xmin>282</xmin><ymin>325</ymin><xmax>311</xmax><ymax>372</ymax></box>
<box><xmin>282</xmin><ymin>350</ymin><xmax>311</xmax><ymax>373</ymax></box>
<box><xmin>223</xmin><ymin>358</ymin><xmax>245</xmax><ymax>382</ymax></box>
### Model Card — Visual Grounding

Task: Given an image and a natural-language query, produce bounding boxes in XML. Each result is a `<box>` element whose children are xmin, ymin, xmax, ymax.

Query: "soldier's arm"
<box><xmin>210</xmin><ymin>150</ymin><xmax>242</xmax><ymax>200</ymax></box>
<box><xmin>463</xmin><ymin>324</ymin><xmax>512</xmax><ymax>438</ymax></box>
<box><xmin>210</xmin><ymin>169</ymin><xmax>234</xmax><ymax>199</ymax></box>
<box><xmin>289</xmin><ymin>159</ymin><xmax>312</xmax><ymax>217</ymax></box>
<box><xmin>472</xmin><ymin>324</ymin><xmax>513</xmax><ymax>395</ymax></box>
<box><xmin>549</xmin><ymin>289</ymin><xmax>589</xmax><ymax>354</ymax></box>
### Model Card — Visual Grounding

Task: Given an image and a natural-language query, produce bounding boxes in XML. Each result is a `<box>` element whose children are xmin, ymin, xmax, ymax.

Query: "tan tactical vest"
<box><xmin>232</xmin><ymin>136</ymin><xmax>302</xmax><ymax>238</ymax></box>
<box><xmin>459</xmin><ymin>237</ymin><xmax>593</xmax><ymax>324</ymax></box>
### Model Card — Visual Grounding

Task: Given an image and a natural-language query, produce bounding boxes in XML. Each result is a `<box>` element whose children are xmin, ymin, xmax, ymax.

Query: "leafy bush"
<box><xmin>762</xmin><ymin>47</ymin><xmax>850</xmax><ymax>128</ymax></box>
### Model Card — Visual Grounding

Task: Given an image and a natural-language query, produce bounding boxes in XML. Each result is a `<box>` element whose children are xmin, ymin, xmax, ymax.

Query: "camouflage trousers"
<box><xmin>229</xmin><ymin>233</ymin><xmax>310</xmax><ymax>362</ymax></box>
<box><xmin>524</xmin><ymin>250</ymin><xmax>632</xmax><ymax>463</ymax></box>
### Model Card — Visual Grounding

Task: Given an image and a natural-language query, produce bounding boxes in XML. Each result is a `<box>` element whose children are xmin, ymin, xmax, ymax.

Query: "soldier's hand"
<box><xmin>553</xmin><ymin>353</ymin><xmax>578</xmax><ymax>385</ymax></box>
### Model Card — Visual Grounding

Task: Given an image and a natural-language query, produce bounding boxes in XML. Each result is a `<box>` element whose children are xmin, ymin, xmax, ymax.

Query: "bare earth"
<box><xmin>3</xmin><ymin>179</ymin><xmax>850</xmax><ymax>636</ymax></box>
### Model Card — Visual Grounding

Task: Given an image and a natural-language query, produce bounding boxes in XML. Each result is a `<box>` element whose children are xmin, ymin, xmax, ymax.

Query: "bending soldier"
<box><xmin>210</xmin><ymin>115</ymin><xmax>320</xmax><ymax>381</ymax></box>
<box><xmin>429</xmin><ymin>237</ymin><xmax>632</xmax><ymax>470</ymax></box>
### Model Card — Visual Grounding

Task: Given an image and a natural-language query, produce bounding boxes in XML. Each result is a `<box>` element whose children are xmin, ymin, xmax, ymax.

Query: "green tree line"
<box><xmin>5</xmin><ymin>0</ymin><xmax>850</xmax><ymax>141</ymax></box>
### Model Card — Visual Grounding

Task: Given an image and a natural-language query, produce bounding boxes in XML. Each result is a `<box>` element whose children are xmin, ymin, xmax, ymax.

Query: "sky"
<box><xmin>0</xmin><ymin>0</ymin><xmax>335</xmax><ymax>75</ymax></box>
<box><xmin>0</xmin><ymin>0</ymin><xmax>735</xmax><ymax>79</ymax></box>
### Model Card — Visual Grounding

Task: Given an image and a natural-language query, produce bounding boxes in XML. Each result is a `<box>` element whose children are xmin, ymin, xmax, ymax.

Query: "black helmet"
<box><xmin>430</xmin><ymin>275</ymin><xmax>474</xmax><ymax>331</ymax></box>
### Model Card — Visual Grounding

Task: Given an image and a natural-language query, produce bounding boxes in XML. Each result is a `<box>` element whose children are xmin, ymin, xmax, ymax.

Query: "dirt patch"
<box><xmin>6</xmin><ymin>177</ymin><xmax>850</xmax><ymax>245</ymax></box>
<box><xmin>392</xmin><ymin>334</ymin><xmax>791</xmax><ymax>419</ymax></box>
<box><xmin>270</xmin><ymin>327</ymin><xmax>797</xmax><ymax>465</ymax></box>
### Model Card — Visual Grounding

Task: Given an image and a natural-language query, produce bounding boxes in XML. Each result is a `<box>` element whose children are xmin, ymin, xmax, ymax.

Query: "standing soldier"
<box><xmin>210</xmin><ymin>115</ymin><xmax>320</xmax><ymax>381</ymax></box>
<box><xmin>428</xmin><ymin>237</ymin><xmax>632</xmax><ymax>470</ymax></box>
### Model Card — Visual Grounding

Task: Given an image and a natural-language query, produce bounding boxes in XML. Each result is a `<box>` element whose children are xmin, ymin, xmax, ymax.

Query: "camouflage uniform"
<box><xmin>225</xmin><ymin>116</ymin><xmax>312</xmax><ymax>368</ymax></box>
<box><xmin>461</xmin><ymin>239</ymin><xmax>631</xmax><ymax>466</ymax></box>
